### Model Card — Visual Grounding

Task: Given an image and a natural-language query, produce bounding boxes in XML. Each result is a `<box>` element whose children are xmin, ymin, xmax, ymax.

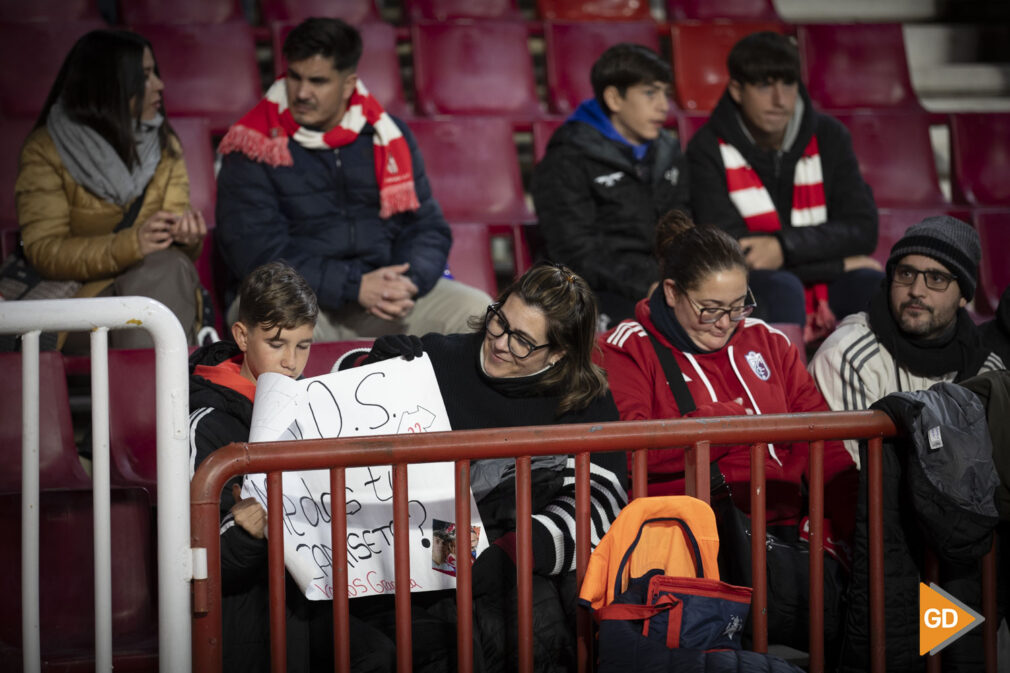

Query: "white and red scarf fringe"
<box><xmin>219</xmin><ymin>78</ymin><xmax>419</xmax><ymax>218</ymax></box>
<box><xmin>719</xmin><ymin>136</ymin><xmax>835</xmax><ymax>342</ymax></box>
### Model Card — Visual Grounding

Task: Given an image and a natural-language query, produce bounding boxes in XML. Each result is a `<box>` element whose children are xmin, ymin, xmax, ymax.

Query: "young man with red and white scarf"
<box><xmin>686</xmin><ymin>31</ymin><xmax>883</xmax><ymax>343</ymax></box>
<box><xmin>215</xmin><ymin>18</ymin><xmax>491</xmax><ymax>341</ymax></box>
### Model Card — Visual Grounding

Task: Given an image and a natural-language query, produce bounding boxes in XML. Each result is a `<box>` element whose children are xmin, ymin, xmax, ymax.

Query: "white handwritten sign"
<box><xmin>243</xmin><ymin>355</ymin><xmax>487</xmax><ymax>600</ymax></box>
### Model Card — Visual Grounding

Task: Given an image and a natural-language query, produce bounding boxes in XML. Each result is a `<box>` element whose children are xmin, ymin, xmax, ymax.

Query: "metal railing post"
<box><xmin>90</xmin><ymin>328</ymin><xmax>113</xmax><ymax>672</ymax></box>
<box><xmin>2</xmin><ymin>297</ymin><xmax>192</xmax><ymax>673</ymax></box>
<box><xmin>21</xmin><ymin>331</ymin><xmax>41</xmax><ymax>673</ymax></box>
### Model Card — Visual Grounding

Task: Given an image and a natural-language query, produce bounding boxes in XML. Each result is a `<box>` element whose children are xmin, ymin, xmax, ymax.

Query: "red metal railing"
<box><xmin>190</xmin><ymin>411</ymin><xmax>998</xmax><ymax>673</ymax></box>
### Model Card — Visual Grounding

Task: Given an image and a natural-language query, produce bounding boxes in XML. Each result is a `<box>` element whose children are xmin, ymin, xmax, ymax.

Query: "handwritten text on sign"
<box><xmin>243</xmin><ymin>356</ymin><xmax>487</xmax><ymax>600</ymax></box>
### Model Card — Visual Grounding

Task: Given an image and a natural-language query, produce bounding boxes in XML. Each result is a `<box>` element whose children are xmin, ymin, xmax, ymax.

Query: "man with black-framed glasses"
<box><xmin>810</xmin><ymin>215</ymin><xmax>1004</xmax><ymax>463</ymax></box>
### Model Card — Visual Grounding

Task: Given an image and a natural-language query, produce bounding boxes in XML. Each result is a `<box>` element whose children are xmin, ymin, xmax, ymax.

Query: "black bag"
<box><xmin>710</xmin><ymin>468</ymin><xmax>848</xmax><ymax>658</ymax></box>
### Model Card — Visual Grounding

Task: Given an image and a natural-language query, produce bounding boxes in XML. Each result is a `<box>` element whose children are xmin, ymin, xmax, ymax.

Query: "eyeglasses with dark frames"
<box><xmin>684</xmin><ymin>287</ymin><xmax>757</xmax><ymax>324</ymax></box>
<box><xmin>892</xmin><ymin>264</ymin><xmax>957</xmax><ymax>292</ymax></box>
<box><xmin>484</xmin><ymin>304</ymin><xmax>551</xmax><ymax>359</ymax></box>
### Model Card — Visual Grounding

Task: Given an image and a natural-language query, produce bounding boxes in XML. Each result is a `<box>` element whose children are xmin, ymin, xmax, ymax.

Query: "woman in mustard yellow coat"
<box><xmin>15</xmin><ymin>29</ymin><xmax>207</xmax><ymax>349</ymax></box>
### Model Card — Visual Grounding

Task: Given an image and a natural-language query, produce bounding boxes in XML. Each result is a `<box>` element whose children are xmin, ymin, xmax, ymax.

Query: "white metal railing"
<box><xmin>0</xmin><ymin>297</ymin><xmax>191</xmax><ymax>673</ymax></box>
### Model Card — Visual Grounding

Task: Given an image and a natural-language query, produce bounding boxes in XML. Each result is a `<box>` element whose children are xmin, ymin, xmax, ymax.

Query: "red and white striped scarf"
<box><xmin>219</xmin><ymin>78</ymin><xmax>419</xmax><ymax>218</ymax></box>
<box><xmin>719</xmin><ymin>136</ymin><xmax>835</xmax><ymax>341</ymax></box>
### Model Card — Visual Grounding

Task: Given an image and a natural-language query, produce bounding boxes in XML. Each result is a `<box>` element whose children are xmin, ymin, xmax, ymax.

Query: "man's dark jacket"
<box><xmin>840</xmin><ymin>383</ymin><xmax>1000</xmax><ymax>673</ymax></box>
<box><xmin>686</xmin><ymin>85</ymin><xmax>877</xmax><ymax>285</ymax></box>
<box><xmin>215</xmin><ymin>117</ymin><xmax>451</xmax><ymax>312</ymax></box>
<box><xmin>531</xmin><ymin>122</ymin><xmax>689</xmax><ymax>301</ymax></box>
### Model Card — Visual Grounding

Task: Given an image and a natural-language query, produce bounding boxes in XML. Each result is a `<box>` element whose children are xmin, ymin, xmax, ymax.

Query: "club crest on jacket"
<box><xmin>745</xmin><ymin>350</ymin><xmax>771</xmax><ymax>381</ymax></box>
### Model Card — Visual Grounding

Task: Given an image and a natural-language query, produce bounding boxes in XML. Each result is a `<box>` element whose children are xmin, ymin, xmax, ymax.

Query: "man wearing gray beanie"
<box><xmin>808</xmin><ymin>215</ymin><xmax>1004</xmax><ymax>464</ymax></box>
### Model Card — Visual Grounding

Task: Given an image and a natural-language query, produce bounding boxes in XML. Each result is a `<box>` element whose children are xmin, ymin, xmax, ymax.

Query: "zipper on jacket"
<box><xmin>333</xmin><ymin>148</ymin><xmax>355</xmax><ymax>250</ymax></box>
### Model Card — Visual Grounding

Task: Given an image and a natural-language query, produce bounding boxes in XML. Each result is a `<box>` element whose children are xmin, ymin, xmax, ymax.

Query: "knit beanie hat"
<box><xmin>887</xmin><ymin>215</ymin><xmax>981</xmax><ymax>300</ymax></box>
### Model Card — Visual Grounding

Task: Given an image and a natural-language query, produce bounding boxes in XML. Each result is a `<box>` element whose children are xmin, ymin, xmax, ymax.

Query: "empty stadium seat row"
<box><xmin>0</xmin><ymin>19</ymin><xmax>929</xmax><ymax>130</ymax></box>
<box><xmin>0</xmin><ymin>0</ymin><xmax>782</xmax><ymax>25</ymax></box>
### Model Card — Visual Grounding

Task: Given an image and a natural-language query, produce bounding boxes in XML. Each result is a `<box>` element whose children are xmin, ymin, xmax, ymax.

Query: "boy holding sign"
<box><xmin>188</xmin><ymin>261</ymin><xmax>393</xmax><ymax>673</ymax></box>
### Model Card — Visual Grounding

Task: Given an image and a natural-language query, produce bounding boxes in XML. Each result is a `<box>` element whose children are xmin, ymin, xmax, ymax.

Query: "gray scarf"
<box><xmin>47</xmin><ymin>101</ymin><xmax>163</xmax><ymax>207</ymax></box>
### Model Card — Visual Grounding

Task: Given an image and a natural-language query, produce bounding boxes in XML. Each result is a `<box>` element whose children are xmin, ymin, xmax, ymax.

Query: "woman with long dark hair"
<box><xmin>350</xmin><ymin>262</ymin><xmax>629</xmax><ymax>671</ymax></box>
<box><xmin>15</xmin><ymin>29</ymin><xmax>206</xmax><ymax>348</ymax></box>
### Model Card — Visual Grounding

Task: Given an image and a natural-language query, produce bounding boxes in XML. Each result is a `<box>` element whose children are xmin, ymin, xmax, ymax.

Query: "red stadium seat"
<box><xmin>675</xmin><ymin>111</ymin><xmax>709</xmax><ymax>147</ymax></box>
<box><xmin>408</xmin><ymin>117</ymin><xmax>530</xmax><ymax>223</ymax></box>
<box><xmin>0</xmin><ymin>489</ymin><xmax>157</xmax><ymax>671</ymax></box>
<box><xmin>107</xmin><ymin>349</ymin><xmax>158</xmax><ymax>494</ymax></box>
<box><xmin>798</xmin><ymin>23</ymin><xmax>921</xmax><ymax>111</ymax></box>
<box><xmin>411</xmin><ymin>21</ymin><xmax>542</xmax><ymax>118</ymax></box>
<box><xmin>532</xmin><ymin>117</ymin><xmax>565</xmax><ymax>162</ymax></box>
<box><xmin>169</xmin><ymin>117</ymin><xmax>216</xmax><ymax>223</ymax></box>
<box><xmin>770</xmin><ymin>323</ymin><xmax>805</xmax><ymax>363</ymax></box>
<box><xmin>301</xmin><ymin>340</ymin><xmax>376</xmax><ymax>378</ymax></box>
<box><xmin>0</xmin><ymin>352</ymin><xmax>90</xmax><ymax>494</ymax></box>
<box><xmin>0</xmin><ymin>0</ymin><xmax>101</xmax><ymax>21</ymax></box>
<box><xmin>874</xmin><ymin>207</ymin><xmax>973</xmax><ymax>267</ymax></box>
<box><xmin>543</xmin><ymin>21</ymin><xmax>660</xmax><ymax>115</ymax></box>
<box><xmin>950</xmin><ymin>113</ymin><xmax>1010</xmax><ymax>206</ymax></box>
<box><xmin>670</xmin><ymin>20</ymin><xmax>787</xmax><ymax>111</ymax></box>
<box><xmin>0</xmin><ymin>118</ymin><xmax>34</xmax><ymax>258</ymax></box>
<box><xmin>405</xmin><ymin>0</ymin><xmax>521</xmax><ymax>21</ymax></box>
<box><xmin>272</xmin><ymin>20</ymin><xmax>409</xmax><ymax>117</ymax></box>
<box><xmin>975</xmin><ymin>210</ymin><xmax>1010</xmax><ymax>314</ymax></box>
<box><xmin>260</xmin><ymin>0</ymin><xmax>379</xmax><ymax>23</ymax></box>
<box><xmin>0</xmin><ymin>20</ymin><xmax>106</xmax><ymax>119</ymax></box>
<box><xmin>537</xmin><ymin>0</ymin><xmax>651</xmax><ymax>21</ymax></box>
<box><xmin>448</xmin><ymin>223</ymin><xmax>497</xmax><ymax>296</ymax></box>
<box><xmin>119</xmin><ymin>0</ymin><xmax>244</xmax><ymax>24</ymax></box>
<box><xmin>831</xmin><ymin>110</ymin><xmax>945</xmax><ymax>208</ymax></box>
<box><xmin>667</xmin><ymin>0</ymin><xmax>779</xmax><ymax>21</ymax></box>
<box><xmin>137</xmin><ymin>22</ymin><xmax>262</xmax><ymax>134</ymax></box>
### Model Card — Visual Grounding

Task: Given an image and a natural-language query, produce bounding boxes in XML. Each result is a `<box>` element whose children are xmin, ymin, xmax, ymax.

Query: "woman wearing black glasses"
<box><xmin>351</xmin><ymin>263</ymin><xmax>628</xmax><ymax>670</ymax></box>
<box><xmin>598</xmin><ymin>210</ymin><xmax>856</xmax><ymax>530</ymax></box>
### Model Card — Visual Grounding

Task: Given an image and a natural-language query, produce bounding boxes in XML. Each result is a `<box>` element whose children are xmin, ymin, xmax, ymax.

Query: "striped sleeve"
<box><xmin>531</xmin><ymin>457</ymin><xmax>628</xmax><ymax>576</ymax></box>
<box><xmin>980</xmin><ymin>352</ymin><xmax>1005</xmax><ymax>374</ymax></box>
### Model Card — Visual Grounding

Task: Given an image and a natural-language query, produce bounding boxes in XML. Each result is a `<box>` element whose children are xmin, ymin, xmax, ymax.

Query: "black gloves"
<box><xmin>362</xmin><ymin>334</ymin><xmax>425</xmax><ymax>365</ymax></box>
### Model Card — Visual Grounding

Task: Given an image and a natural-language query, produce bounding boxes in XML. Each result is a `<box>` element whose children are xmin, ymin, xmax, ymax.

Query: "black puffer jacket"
<box><xmin>531</xmin><ymin>122</ymin><xmax>689</xmax><ymax>302</ymax></box>
<box><xmin>215</xmin><ymin>117</ymin><xmax>451</xmax><ymax>312</ymax></box>
<box><xmin>839</xmin><ymin>383</ymin><xmax>1000</xmax><ymax>673</ymax></box>
<box><xmin>686</xmin><ymin>85</ymin><xmax>877</xmax><ymax>284</ymax></box>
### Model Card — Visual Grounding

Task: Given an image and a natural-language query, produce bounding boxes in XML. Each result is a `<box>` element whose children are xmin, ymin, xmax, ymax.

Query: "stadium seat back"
<box><xmin>169</xmin><ymin>117</ymin><xmax>216</xmax><ymax>221</ymax></box>
<box><xmin>537</xmin><ymin>0</ymin><xmax>651</xmax><ymax>21</ymax></box>
<box><xmin>448</xmin><ymin>223</ymin><xmax>497</xmax><ymax>296</ymax></box>
<box><xmin>770</xmin><ymin>323</ymin><xmax>805</xmax><ymax>363</ymax></box>
<box><xmin>0</xmin><ymin>0</ymin><xmax>100</xmax><ymax>21</ymax></box>
<box><xmin>138</xmin><ymin>22</ymin><xmax>262</xmax><ymax>133</ymax></box>
<box><xmin>666</xmin><ymin>0</ymin><xmax>779</xmax><ymax>21</ymax></box>
<box><xmin>108</xmin><ymin>349</ymin><xmax>158</xmax><ymax>493</ymax></box>
<box><xmin>0</xmin><ymin>20</ymin><xmax>106</xmax><ymax>119</ymax></box>
<box><xmin>120</xmin><ymin>0</ymin><xmax>244</xmax><ymax>23</ymax></box>
<box><xmin>798</xmin><ymin>23</ymin><xmax>920</xmax><ymax>110</ymax></box>
<box><xmin>676</xmin><ymin>111</ymin><xmax>709</xmax><ymax>148</ymax></box>
<box><xmin>532</xmin><ymin>118</ymin><xmax>565</xmax><ymax>162</ymax></box>
<box><xmin>409</xmin><ymin>117</ymin><xmax>529</xmax><ymax>222</ymax></box>
<box><xmin>260</xmin><ymin>0</ymin><xmax>379</xmax><ymax>23</ymax></box>
<box><xmin>544</xmin><ymin>21</ymin><xmax>659</xmax><ymax>115</ymax></box>
<box><xmin>975</xmin><ymin>210</ymin><xmax>1010</xmax><ymax>314</ymax></box>
<box><xmin>670</xmin><ymin>20</ymin><xmax>786</xmax><ymax>111</ymax></box>
<box><xmin>405</xmin><ymin>0</ymin><xmax>521</xmax><ymax>21</ymax></box>
<box><xmin>950</xmin><ymin>113</ymin><xmax>1010</xmax><ymax>206</ymax></box>
<box><xmin>0</xmin><ymin>489</ymin><xmax>157</xmax><ymax>666</ymax></box>
<box><xmin>411</xmin><ymin>21</ymin><xmax>542</xmax><ymax>118</ymax></box>
<box><xmin>0</xmin><ymin>351</ymin><xmax>90</xmax><ymax>494</ymax></box>
<box><xmin>832</xmin><ymin>111</ymin><xmax>944</xmax><ymax>208</ymax></box>
<box><xmin>272</xmin><ymin>20</ymin><xmax>408</xmax><ymax>117</ymax></box>
<box><xmin>302</xmin><ymin>340</ymin><xmax>376</xmax><ymax>378</ymax></box>
<box><xmin>1</xmin><ymin>118</ymin><xmax>35</xmax><ymax>257</ymax></box>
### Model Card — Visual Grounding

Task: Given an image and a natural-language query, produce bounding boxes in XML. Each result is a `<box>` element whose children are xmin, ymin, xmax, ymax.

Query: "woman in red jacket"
<box><xmin>597</xmin><ymin>210</ymin><xmax>856</xmax><ymax>529</ymax></box>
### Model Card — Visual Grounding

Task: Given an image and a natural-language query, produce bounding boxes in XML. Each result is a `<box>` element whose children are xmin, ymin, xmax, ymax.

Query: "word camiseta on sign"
<box><xmin>242</xmin><ymin>356</ymin><xmax>488</xmax><ymax>601</ymax></box>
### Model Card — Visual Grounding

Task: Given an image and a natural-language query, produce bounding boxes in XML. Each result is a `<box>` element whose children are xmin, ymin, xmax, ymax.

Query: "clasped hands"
<box><xmin>739</xmin><ymin>235</ymin><xmax>883</xmax><ymax>273</ymax></box>
<box><xmin>358</xmin><ymin>262</ymin><xmax>418</xmax><ymax>321</ymax></box>
<box><xmin>137</xmin><ymin>209</ymin><xmax>207</xmax><ymax>255</ymax></box>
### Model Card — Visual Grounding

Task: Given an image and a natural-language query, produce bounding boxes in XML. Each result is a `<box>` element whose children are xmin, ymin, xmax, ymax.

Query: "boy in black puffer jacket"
<box><xmin>189</xmin><ymin>260</ymin><xmax>394</xmax><ymax>673</ymax></box>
